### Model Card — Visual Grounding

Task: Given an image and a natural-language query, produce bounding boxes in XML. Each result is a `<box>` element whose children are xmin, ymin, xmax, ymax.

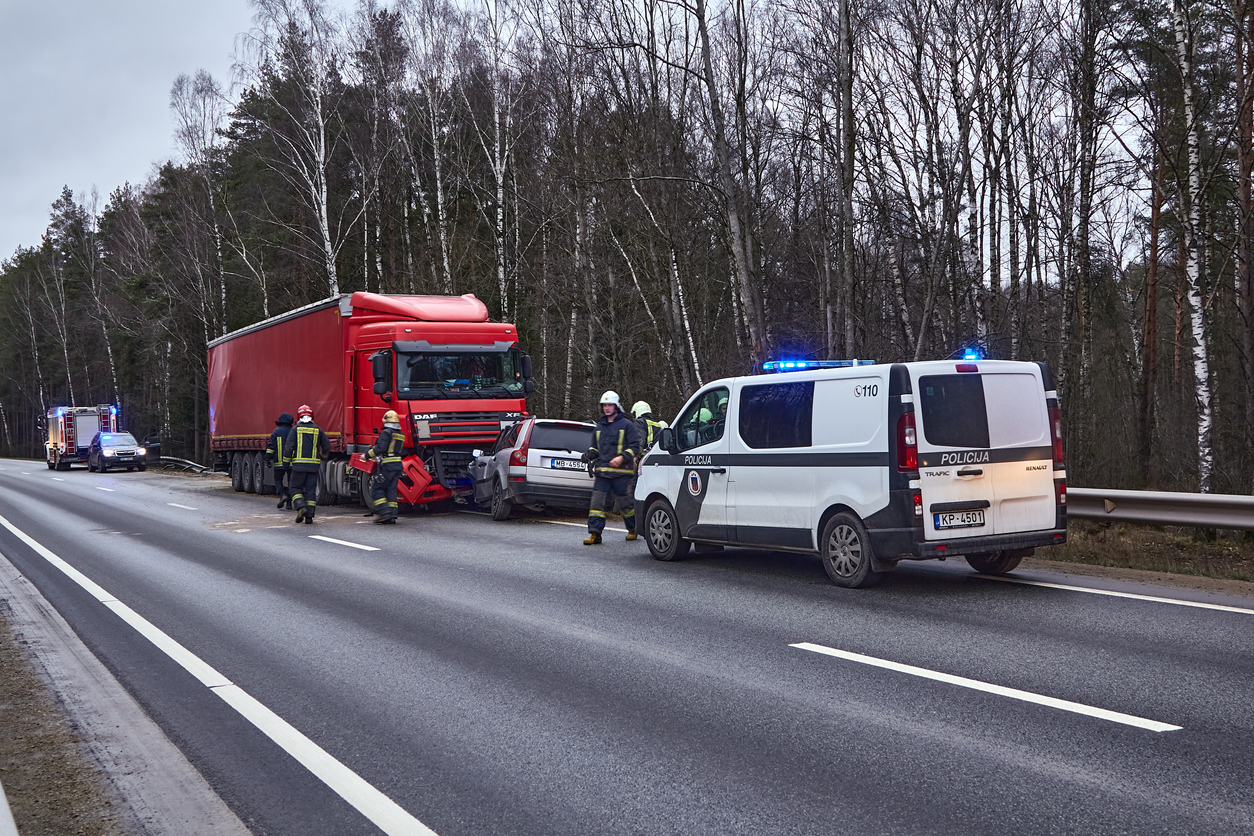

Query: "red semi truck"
<box><xmin>207</xmin><ymin>291</ymin><xmax>533</xmax><ymax>506</ymax></box>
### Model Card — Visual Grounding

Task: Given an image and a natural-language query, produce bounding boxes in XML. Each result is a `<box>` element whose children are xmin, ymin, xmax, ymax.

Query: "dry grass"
<box><xmin>1049</xmin><ymin>519</ymin><xmax>1254</xmax><ymax>582</ymax></box>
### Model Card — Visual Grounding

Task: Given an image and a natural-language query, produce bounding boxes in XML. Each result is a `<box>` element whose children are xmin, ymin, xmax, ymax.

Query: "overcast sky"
<box><xmin>0</xmin><ymin>0</ymin><xmax>257</xmax><ymax>261</ymax></box>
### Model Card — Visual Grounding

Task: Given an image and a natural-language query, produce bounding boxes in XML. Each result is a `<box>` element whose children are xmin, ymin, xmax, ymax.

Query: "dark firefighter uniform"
<box><xmin>367</xmin><ymin>419</ymin><xmax>405</xmax><ymax>524</ymax></box>
<box><xmin>265</xmin><ymin>412</ymin><xmax>295</xmax><ymax>509</ymax></box>
<box><xmin>630</xmin><ymin>407</ymin><xmax>665</xmax><ymax>498</ymax></box>
<box><xmin>284</xmin><ymin>414</ymin><xmax>330</xmax><ymax>523</ymax></box>
<box><xmin>583</xmin><ymin>406</ymin><xmax>641</xmax><ymax>541</ymax></box>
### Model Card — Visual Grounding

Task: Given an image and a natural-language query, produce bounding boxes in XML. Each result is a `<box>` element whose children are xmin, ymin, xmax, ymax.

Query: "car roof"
<box><xmin>530</xmin><ymin>418</ymin><xmax>595</xmax><ymax>428</ymax></box>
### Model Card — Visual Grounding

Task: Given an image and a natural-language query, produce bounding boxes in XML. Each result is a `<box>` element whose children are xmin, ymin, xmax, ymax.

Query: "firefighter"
<box><xmin>265</xmin><ymin>412</ymin><xmax>295</xmax><ymax>509</ymax></box>
<box><xmin>284</xmin><ymin>404</ymin><xmax>330</xmax><ymax>524</ymax></box>
<box><xmin>580</xmin><ymin>391</ymin><xmax>642</xmax><ymax>545</ymax></box>
<box><xmin>366</xmin><ymin>410</ymin><xmax>405</xmax><ymax>524</ymax></box>
<box><xmin>629</xmin><ymin>401</ymin><xmax>666</xmax><ymax>498</ymax></box>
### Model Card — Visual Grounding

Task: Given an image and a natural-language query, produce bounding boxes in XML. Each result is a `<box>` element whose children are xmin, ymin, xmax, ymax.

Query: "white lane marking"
<box><xmin>0</xmin><ymin>512</ymin><xmax>437</xmax><ymax>836</ymax></box>
<box><xmin>96</xmin><ymin>487</ymin><xmax>115</xmax><ymax>492</ymax></box>
<box><xmin>20</xmin><ymin>472</ymin><xmax>31</xmax><ymax>475</ymax></box>
<box><xmin>544</xmin><ymin>519</ymin><xmax>628</xmax><ymax>533</ymax></box>
<box><xmin>791</xmin><ymin>642</ymin><xmax>1182</xmax><ymax>733</ymax></box>
<box><xmin>235</xmin><ymin>529</ymin><xmax>251</xmax><ymax>534</ymax></box>
<box><xmin>309</xmin><ymin>535</ymin><xmax>380</xmax><ymax>552</ymax></box>
<box><xmin>975</xmin><ymin>574</ymin><xmax>1254</xmax><ymax>615</ymax></box>
<box><xmin>52</xmin><ymin>477</ymin><xmax>64</xmax><ymax>482</ymax></box>
<box><xmin>167</xmin><ymin>503</ymin><xmax>198</xmax><ymax>511</ymax></box>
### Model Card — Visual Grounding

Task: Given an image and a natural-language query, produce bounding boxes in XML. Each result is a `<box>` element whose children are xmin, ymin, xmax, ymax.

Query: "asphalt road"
<box><xmin>1</xmin><ymin>460</ymin><xmax>1252</xmax><ymax>836</ymax></box>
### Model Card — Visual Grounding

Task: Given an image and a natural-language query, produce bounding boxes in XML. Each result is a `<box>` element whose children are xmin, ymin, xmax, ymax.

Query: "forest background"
<box><xmin>0</xmin><ymin>0</ymin><xmax>1249</xmax><ymax>493</ymax></box>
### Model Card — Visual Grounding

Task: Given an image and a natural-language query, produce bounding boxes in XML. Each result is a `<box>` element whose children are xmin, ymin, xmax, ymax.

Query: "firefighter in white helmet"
<box><xmin>580</xmin><ymin>390</ymin><xmax>642</xmax><ymax>544</ymax></box>
<box><xmin>629</xmin><ymin>400</ymin><xmax>665</xmax><ymax>498</ymax></box>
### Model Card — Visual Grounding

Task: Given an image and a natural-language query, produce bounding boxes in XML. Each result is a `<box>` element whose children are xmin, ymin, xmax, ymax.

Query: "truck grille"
<box><xmin>430</xmin><ymin>449</ymin><xmax>475</xmax><ymax>489</ymax></box>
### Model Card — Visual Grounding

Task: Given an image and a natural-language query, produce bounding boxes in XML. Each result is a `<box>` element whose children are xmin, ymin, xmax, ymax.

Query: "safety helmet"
<box><xmin>297</xmin><ymin>404</ymin><xmax>314</xmax><ymax>419</ymax></box>
<box><xmin>698</xmin><ymin>407</ymin><xmax>712</xmax><ymax>423</ymax></box>
<box><xmin>599</xmin><ymin>391</ymin><xmax>622</xmax><ymax>409</ymax></box>
<box><xmin>631</xmin><ymin>401</ymin><xmax>651</xmax><ymax>419</ymax></box>
<box><xmin>382</xmin><ymin>410</ymin><xmax>400</xmax><ymax>424</ymax></box>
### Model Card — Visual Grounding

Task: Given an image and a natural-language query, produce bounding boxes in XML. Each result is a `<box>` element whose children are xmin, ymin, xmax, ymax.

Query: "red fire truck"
<box><xmin>207</xmin><ymin>292</ymin><xmax>533</xmax><ymax>507</ymax></box>
<box><xmin>46</xmin><ymin>404</ymin><xmax>118</xmax><ymax>470</ymax></box>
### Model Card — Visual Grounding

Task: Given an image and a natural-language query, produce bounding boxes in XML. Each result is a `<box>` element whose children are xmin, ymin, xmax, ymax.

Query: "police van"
<box><xmin>633</xmin><ymin>359</ymin><xmax>1066</xmax><ymax>587</ymax></box>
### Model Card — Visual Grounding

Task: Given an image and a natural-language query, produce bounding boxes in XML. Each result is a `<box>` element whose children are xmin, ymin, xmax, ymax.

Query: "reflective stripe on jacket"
<box><xmin>587</xmin><ymin>410</ymin><xmax>641</xmax><ymax>476</ymax></box>
<box><xmin>367</xmin><ymin>426</ymin><xmax>405</xmax><ymax>468</ymax></box>
<box><xmin>284</xmin><ymin>423</ymin><xmax>330</xmax><ymax>472</ymax></box>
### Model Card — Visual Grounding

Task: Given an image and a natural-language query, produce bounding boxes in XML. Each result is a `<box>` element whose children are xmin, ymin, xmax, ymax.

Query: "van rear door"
<box><xmin>912</xmin><ymin>363</ymin><xmax>1055</xmax><ymax>541</ymax></box>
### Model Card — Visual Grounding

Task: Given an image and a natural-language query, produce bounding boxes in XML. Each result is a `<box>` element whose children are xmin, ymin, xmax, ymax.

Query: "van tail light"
<box><xmin>509</xmin><ymin>424</ymin><xmax>531</xmax><ymax>467</ymax></box>
<box><xmin>897</xmin><ymin>412</ymin><xmax>918</xmax><ymax>472</ymax></box>
<box><xmin>1048</xmin><ymin>406</ymin><xmax>1064</xmax><ymax>464</ymax></box>
<box><xmin>1056</xmin><ymin>480</ymin><xmax>1066</xmax><ymax>506</ymax></box>
<box><xmin>913</xmin><ymin>491</ymin><xmax>923</xmax><ymax>517</ymax></box>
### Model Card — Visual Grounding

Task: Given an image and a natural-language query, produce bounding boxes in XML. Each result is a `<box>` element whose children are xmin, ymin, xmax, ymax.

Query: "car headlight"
<box><xmin>103</xmin><ymin>450</ymin><xmax>116</xmax><ymax>457</ymax></box>
<box><xmin>136</xmin><ymin>447</ymin><xmax>146</xmax><ymax>456</ymax></box>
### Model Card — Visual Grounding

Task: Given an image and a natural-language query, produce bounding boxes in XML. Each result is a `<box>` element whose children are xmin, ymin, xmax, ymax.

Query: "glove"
<box><xmin>581</xmin><ymin>450</ymin><xmax>595</xmax><ymax>463</ymax></box>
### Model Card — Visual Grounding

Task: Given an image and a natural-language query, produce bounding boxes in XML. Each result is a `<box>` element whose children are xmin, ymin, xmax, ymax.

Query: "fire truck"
<box><xmin>46</xmin><ymin>404</ymin><xmax>118</xmax><ymax>470</ymax></box>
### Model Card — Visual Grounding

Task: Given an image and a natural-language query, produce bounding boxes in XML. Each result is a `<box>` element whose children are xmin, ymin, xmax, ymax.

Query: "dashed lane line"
<box><xmin>0</xmin><ymin>511</ymin><xmax>437</xmax><ymax>836</ymax></box>
<box><xmin>791</xmin><ymin>642</ymin><xmax>1181</xmax><ymax>733</ymax></box>
<box><xmin>52</xmin><ymin>477</ymin><xmax>64</xmax><ymax>482</ymax></box>
<box><xmin>167</xmin><ymin>503</ymin><xmax>198</xmax><ymax>511</ymax></box>
<box><xmin>308</xmin><ymin>535</ymin><xmax>380</xmax><ymax>552</ymax></box>
<box><xmin>974</xmin><ymin>573</ymin><xmax>1254</xmax><ymax>615</ymax></box>
<box><xmin>96</xmin><ymin>487</ymin><xmax>115</xmax><ymax>492</ymax></box>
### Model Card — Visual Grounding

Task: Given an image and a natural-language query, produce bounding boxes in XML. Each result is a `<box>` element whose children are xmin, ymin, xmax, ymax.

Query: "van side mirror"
<box><xmin>370</xmin><ymin>351</ymin><xmax>393</xmax><ymax>394</ymax></box>
<box><xmin>660</xmin><ymin>427</ymin><xmax>678</xmax><ymax>454</ymax></box>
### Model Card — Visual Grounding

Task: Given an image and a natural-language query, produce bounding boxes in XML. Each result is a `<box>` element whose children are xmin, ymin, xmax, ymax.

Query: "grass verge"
<box><xmin>1047</xmin><ymin>519</ymin><xmax>1254</xmax><ymax>583</ymax></box>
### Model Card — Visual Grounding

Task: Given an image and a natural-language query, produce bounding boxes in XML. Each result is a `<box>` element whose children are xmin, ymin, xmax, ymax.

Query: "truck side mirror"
<box><xmin>523</xmin><ymin>379</ymin><xmax>536</xmax><ymax>394</ymax></box>
<box><xmin>521</xmin><ymin>353</ymin><xmax>533</xmax><ymax>379</ymax></box>
<box><xmin>660</xmin><ymin>427</ymin><xmax>678</xmax><ymax>454</ymax></box>
<box><xmin>370</xmin><ymin>351</ymin><xmax>393</xmax><ymax>394</ymax></box>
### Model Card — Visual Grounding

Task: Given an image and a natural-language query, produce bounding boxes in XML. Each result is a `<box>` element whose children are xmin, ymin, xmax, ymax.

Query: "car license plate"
<box><xmin>550</xmin><ymin>458</ymin><xmax>584</xmax><ymax>471</ymax></box>
<box><xmin>934</xmin><ymin>510</ymin><xmax>985</xmax><ymax>529</ymax></box>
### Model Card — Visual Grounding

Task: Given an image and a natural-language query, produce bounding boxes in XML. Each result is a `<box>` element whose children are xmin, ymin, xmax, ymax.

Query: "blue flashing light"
<box><xmin>762</xmin><ymin>359</ymin><xmax>876</xmax><ymax>374</ymax></box>
<box><xmin>962</xmin><ymin>347</ymin><xmax>981</xmax><ymax>361</ymax></box>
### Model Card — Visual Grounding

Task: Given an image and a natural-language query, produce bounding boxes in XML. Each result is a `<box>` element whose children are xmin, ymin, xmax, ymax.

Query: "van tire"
<box><xmin>964</xmin><ymin>551</ymin><xmax>1023</xmax><ymax>575</ymax></box>
<box><xmin>820</xmin><ymin>513</ymin><xmax>882</xmax><ymax>588</ymax></box>
<box><xmin>645</xmin><ymin>499</ymin><xmax>690</xmax><ymax>561</ymax></box>
<box><xmin>490</xmin><ymin>480</ymin><xmax>513</xmax><ymax>520</ymax></box>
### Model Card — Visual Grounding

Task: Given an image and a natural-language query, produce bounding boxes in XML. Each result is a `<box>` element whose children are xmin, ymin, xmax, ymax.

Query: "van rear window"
<box><xmin>530</xmin><ymin>425</ymin><xmax>593</xmax><ymax>453</ymax></box>
<box><xmin>918</xmin><ymin>375</ymin><xmax>990</xmax><ymax>448</ymax></box>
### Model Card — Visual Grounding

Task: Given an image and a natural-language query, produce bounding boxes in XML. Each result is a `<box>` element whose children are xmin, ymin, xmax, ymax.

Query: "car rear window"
<box><xmin>530</xmin><ymin>424</ymin><xmax>593</xmax><ymax>453</ymax></box>
<box><xmin>918</xmin><ymin>375</ymin><xmax>989</xmax><ymax>448</ymax></box>
<box><xmin>918</xmin><ymin>373</ymin><xmax>1046</xmax><ymax>449</ymax></box>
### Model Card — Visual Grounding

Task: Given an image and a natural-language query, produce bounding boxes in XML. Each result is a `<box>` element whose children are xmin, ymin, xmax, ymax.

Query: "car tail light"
<box><xmin>1056</xmin><ymin>480</ymin><xmax>1067</xmax><ymax>506</ymax></box>
<box><xmin>897</xmin><ymin>412</ymin><xmax>918</xmax><ymax>472</ymax></box>
<box><xmin>509</xmin><ymin>423</ymin><xmax>532</xmax><ymax>467</ymax></box>
<box><xmin>1048</xmin><ymin>406</ymin><xmax>1064</xmax><ymax>464</ymax></box>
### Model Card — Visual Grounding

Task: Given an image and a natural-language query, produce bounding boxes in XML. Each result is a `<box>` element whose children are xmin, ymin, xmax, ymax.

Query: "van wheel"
<box><xmin>490</xmin><ymin>481</ymin><xmax>513</xmax><ymax>520</ymax></box>
<box><xmin>965</xmin><ymin>551</ymin><xmax>1023</xmax><ymax>575</ymax></box>
<box><xmin>645</xmin><ymin>500</ymin><xmax>690</xmax><ymax>561</ymax></box>
<box><xmin>821</xmin><ymin>513</ymin><xmax>882</xmax><ymax>588</ymax></box>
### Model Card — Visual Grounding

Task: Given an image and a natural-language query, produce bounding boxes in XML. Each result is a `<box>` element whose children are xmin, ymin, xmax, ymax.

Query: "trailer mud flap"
<box><xmin>398</xmin><ymin>455</ymin><xmax>434</xmax><ymax>504</ymax></box>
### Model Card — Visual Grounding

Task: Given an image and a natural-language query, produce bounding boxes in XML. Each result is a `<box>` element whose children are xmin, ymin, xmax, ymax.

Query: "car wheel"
<box><xmin>88</xmin><ymin>457</ymin><xmax>96</xmax><ymax>473</ymax></box>
<box><xmin>645</xmin><ymin>499</ymin><xmax>690</xmax><ymax>561</ymax></box>
<box><xmin>490</xmin><ymin>480</ymin><xmax>513</xmax><ymax>521</ymax></box>
<box><xmin>820</xmin><ymin>512</ymin><xmax>882</xmax><ymax>588</ymax></box>
<box><xmin>126</xmin><ymin>466</ymin><xmax>134</xmax><ymax>472</ymax></box>
<box><xmin>99</xmin><ymin>458</ymin><xmax>109</xmax><ymax>474</ymax></box>
<box><xmin>230</xmin><ymin>453</ymin><xmax>244</xmax><ymax>492</ymax></box>
<box><xmin>138</xmin><ymin>465</ymin><xmax>147</xmax><ymax>472</ymax></box>
<box><xmin>965</xmin><ymin>551</ymin><xmax>1024</xmax><ymax>575</ymax></box>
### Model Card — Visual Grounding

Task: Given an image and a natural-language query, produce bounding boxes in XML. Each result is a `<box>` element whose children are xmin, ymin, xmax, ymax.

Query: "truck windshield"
<box><xmin>396</xmin><ymin>350</ymin><xmax>525</xmax><ymax>399</ymax></box>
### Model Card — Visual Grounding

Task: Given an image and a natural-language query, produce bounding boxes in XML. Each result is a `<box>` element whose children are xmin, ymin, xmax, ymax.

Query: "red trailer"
<box><xmin>207</xmin><ymin>292</ymin><xmax>532</xmax><ymax>507</ymax></box>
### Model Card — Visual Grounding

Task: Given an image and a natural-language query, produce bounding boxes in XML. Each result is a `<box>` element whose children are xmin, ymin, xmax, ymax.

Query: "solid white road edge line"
<box><xmin>0</xmin><ymin>512</ymin><xmax>437</xmax><ymax>836</ymax></box>
<box><xmin>975</xmin><ymin>574</ymin><xmax>1254</xmax><ymax>615</ymax></box>
<box><xmin>308</xmin><ymin>535</ymin><xmax>381</xmax><ymax>552</ymax></box>
<box><xmin>790</xmin><ymin>642</ymin><xmax>1182</xmax><ymax>733</ymax></box>
<box><xmin>167</xmin><ymin>503</ymin><xmax>198</xmax><ymax>511</ymax></box>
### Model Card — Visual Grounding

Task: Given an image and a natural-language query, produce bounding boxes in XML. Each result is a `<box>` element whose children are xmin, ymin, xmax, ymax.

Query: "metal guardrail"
<box><xmin>1068</xmin><ymin>487</ymin><xmax>1254</xmax><ymax>531</ymax></box>
<box><xmin>157</xmin><ymin>456</ymin><xmax>211</xmax><ymax>473</ymax></box>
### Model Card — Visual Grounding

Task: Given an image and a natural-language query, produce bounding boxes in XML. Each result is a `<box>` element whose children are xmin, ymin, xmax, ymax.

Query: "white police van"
<box><xmin>633</xmin><ymin>358</ymin><xmax>1066</xmax><ymax>587</ymax></box>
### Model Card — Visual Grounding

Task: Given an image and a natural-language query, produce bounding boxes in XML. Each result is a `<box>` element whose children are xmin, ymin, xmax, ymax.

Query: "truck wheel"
<box><xmin>57</xmin><ymin>459</ymin><xmax>70</xmax><ymax>471</ymax></box>
<box><xmin>230</xmin><ymin>454</ymin><xmax>244</xmax><ymax>492</ymax></box>
<box><xmin>47</xmin><ymin>456</ymin><xmax>55</xmax><ymax>470</ymax></box>
<box><xmin>645</xmin><ymin>499</ymin><xmax>690</xmax><ymax>561</ymax></box>
<box><xmin>820</xmin><ymin>512</ymin><xmax>883</xmax><ymax>588</ymax></box>
<box><xmin>243</xmin><ymin>453</ymin><xmax>257</xmax><ymax>493</ymax></box>
<box><xmin>490</xmin><ymin>481</ymin><xmax>513</xmax><ymax>520</ymax></box>
<box><xmin>251</xmin><ymin>454</ymin><xmax>264</xmax><ymax>495</ymax></box>
<box><xmin>317</xmin><ymin>461</ymin><xmax>339</xmax><ymax>506</ymax></box>
<box><xmin>965</xmin><ymin>551</ymin><xmax>1024</xmax><ymax>575</ymax></box>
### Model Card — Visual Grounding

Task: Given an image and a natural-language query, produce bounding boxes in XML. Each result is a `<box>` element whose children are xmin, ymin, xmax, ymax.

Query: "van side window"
<box><xmin>918</xmin><ymin>375</ymin><xmax>991</xmax><ymax>448</ymax></box>
<box><xmin>675</xmin><ymin>387</ymin><xmax>729</xmax><ymax>450</ymax></box>
<box><xmin>738</xmin><ymin>381</ymin><xmax>814</xmax><ymax>448</ymax></box>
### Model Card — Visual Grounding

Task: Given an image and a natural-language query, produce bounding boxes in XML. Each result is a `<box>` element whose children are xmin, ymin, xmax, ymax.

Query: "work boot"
<box><xmin>277</xmin><ymin>497</ymin><xmax>286</xmax><ymax>509</ymax></box>
<box><xmin>625</xmin><ymin>531</ymin><xmax>638</xmax><ymax>541</ymax></box>
<box><xmin>285</xmin><ymin>500</ymin><xmax>293</xmax><ymax>510</ymax></box>
<box><xmin>373</xmin><ymin>516</ymin><xmax>392</xmax><ymax>524</ymax></box>
<box><xmin>304</xmin><ymin>514</ymin><xmax>314</xmax><ymax>524</ymax></box>
<box><xmin>583</xmin><ymin>532</ymin><xmax>602</xmax><ymax>545</ymax></box>
<box><xmin>294</xmin><ymin>508</ymin><xmax>305</xmax><ymax>524</ymax></box>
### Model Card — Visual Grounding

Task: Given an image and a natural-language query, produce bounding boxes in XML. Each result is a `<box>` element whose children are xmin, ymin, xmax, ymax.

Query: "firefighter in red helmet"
<box><xmin>283</xmin><ymin>404</ymin><xmax>330</xmax><ymax>524</ymax></box>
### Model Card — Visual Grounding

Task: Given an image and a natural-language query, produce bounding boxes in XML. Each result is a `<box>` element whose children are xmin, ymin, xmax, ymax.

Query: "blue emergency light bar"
<box><xmin>761</xmin><ymin>359</ymin><xmax>877</xmax><ymax>373</ymax></box>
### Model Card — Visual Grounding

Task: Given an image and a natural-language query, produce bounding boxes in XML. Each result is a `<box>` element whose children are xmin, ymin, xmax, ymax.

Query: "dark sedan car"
<box><xmin>87</xmin><ymin>432</ymin><xmax>147</xmax><ymax>473</ymax></box>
